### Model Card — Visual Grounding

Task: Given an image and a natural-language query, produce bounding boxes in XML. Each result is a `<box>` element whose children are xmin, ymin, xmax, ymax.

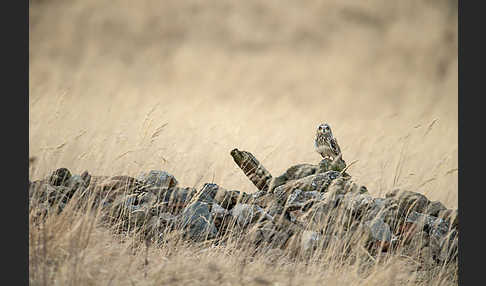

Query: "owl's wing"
<box><xmin>329</xmin><ymin>138</ymin><xmax>341</xmax><ymax>154</ymax></box>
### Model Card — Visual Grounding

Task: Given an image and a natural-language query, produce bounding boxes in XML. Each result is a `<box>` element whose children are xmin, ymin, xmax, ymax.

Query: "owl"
<box><xmin>314</xmin><ymin>123</ymin><xmax>346</xmax><ymax>166</ymax></box>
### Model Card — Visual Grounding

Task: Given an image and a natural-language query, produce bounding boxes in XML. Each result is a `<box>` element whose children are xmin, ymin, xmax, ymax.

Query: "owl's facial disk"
<box><xmin>318</xmin><ymin>123</ymin><xmax>331</xmax><ymax>134</ymax></box>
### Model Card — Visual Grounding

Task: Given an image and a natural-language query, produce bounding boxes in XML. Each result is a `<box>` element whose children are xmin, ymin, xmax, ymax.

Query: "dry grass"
<box><xmin>29</xmin><ymin>0</ymin><xmax>457</xmax><ymax>285</ymax></box>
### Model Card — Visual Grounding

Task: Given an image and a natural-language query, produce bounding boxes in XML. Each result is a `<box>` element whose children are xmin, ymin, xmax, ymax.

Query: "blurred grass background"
<box><xmin>29</xmin><ymin>0</ymin><xmax>457</xmax><ymax>207</ymax></box>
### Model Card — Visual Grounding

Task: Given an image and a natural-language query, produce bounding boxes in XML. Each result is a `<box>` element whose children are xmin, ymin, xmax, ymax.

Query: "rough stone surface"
<box><xmin>179</xmin><ymin>201</ymin><xmax>218</xmax><ymax>241</ymax></box>
<box><xmin>385</xmin><ymin>189</ymin><xmax>431</xmax><ymax>217</ymax></box>
<box><xmin>285</xmin><ymin>189</ymin><xmax>324</xmax><ymax>211</ymax></box>
<box><xmin>48</xmin><ymin>168</ymin><xmax>72</xmax><ymax>187</ymax></box>
<box><xmin>191</xmin><ymin>183</ymin><xmax>220</xmax><ymax>204</ymax></box>
<box><xmin>31</xmin><ymin>146</ymin><xmax>458</xmax><ymax>273</ymax></box>
<box><xmin>231</xmin><ymin>203</ymin><xmax>272</xmax><ymax>228</ymax></box>
<box><xmin>364</xmin><ymin>218</ymin><xmax>392</xmax><ymax>248</ymax></box>
<box><xmin>425</xmin><ymin>201</ymin><xmax>448</xmax><ymax>217</ymax></box>
<box><xmin>138</xmin><ymin>170</ymin><xmax>178</xmax><ymax>189</ymax></box>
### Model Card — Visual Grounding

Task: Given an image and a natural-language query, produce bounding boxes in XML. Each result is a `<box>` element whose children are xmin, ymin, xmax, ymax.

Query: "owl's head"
<box><xmin>317</xmin><ymin>123</ymin><xmax>333</xmax><ymax>137</ymax></box>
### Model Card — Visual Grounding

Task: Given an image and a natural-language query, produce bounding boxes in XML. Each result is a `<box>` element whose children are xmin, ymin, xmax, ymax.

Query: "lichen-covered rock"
<box><xmin>80</xmin><ymin>170</ymin><xmax>92</xmax><ymax>187</ymax></box>
<box><xmin>179</xmin><ymin>201</ymin><xmax>218</xmax><ymax>241</ymax></box>
<box><xmin>231</xmin><ymin>203</ymin><xmax>272</xmax><ymax>228</ymax></box>
<box><xmin>48</xmin><ymin>168</ymin><xmax>72</xmax><ymax>186</ymax></box>
<box><xmin>326</xmin><ymin>176</ymin><xmax>367</xmax><ymax>196</ymax></box>
<box><xmin>363</xmin><ymin>218</ymin><xmax>392</xmax><ymax>251</ymax></box>
<box><xmin>385</xmin><ymin>189</ymin><xmax>431</xmax><ymax>217</ymax></box>
<box><xmin>403</xmin><ymin>211</ymin><xmax>450</xmax><ymax>237</ymax></box>
<box><xmin>318</xmin><ymin>158</ymin><xmax>347</xmax><ymax>173</ymax></box>
<box><xmin>84</xmin><ymin>176</ymin><xmax>146</xmax><ymax>210</ymax></box>
<box><xmin>213</xmin><ymin>188</ymin><xmax>252</xmax><ymax>210</ymax></box>
<box><xmin>190</xmin><ymin>183</ymin><xmax>220</xmax><ymax>204</ymax></box>
<box><xmin>299</xmin><ymin>192</ymin><xmax>344</xmax><ymax>230</ymax></box>
<box><xmin>398</xmin><ymin>211</ymin><xmax>456</xmax><ymax>262</ymax></box>
<box><xmin>364</xmin><ymin>197</ymin><xmax>399</xmax><ymax>230</ymax></box>
<box><xmin>34</xmin><ymin>143</ymin><xmax>457</xmax><ymax>274</ymax></box>
<box><xmin>65</xmin><ymin>174</ymin><xmax>89</xmax><ymax>190</ymax></box>
<box><xmin>230</xmin><ymin>148</ymin><xmax>273</xmax><ymax>192</ymax></box>
<box><xmin>340</xmin><ymin>191</ymin><xmax>374</xmax><ymax>219</ymax></box>
<box><xmin>247</xmin><ymin>220</ymin><xmax>295</xmax><ymax>249</ymax></box>
<box><xmin>210</xmin><ymin>203</ymin><xmax>230</xmax><ymax>230</ymax></box>
<box><xmin>29</xmin><ymin>183</ymin><xmax>76</xmax><ymax>216</ymax></box>
<box><xmin>425</xmin><ymin>201</ymin><xmax>447</xmax><ymax>217</ymax></box>
<box><xmin>438</xmin><ymin>209</ymin><xmax>458</xmax><ymax>230</ymax></box>
<box><xmin>270</xmin><ymin>163</ymin><xmax>321</xmax><ymax>191</ymax></box>
<box><xmin>92</xmin><ymin>176</ymin><xmax>145</xmax><ymax>193</ymax></box>
<box><xmin>285</xmin><ymin>189</ymin><xmax>324</xmax><ymax>211</ymax></box>
<box><xmin>272</xmin><ymin>171</ymin><xmax>341</xmax><ymax>205</ymax></box>
<box><xmin>137</xmin><ymin>170</ymin><xmax>178</xmax><ymax>189</ymax></box>
<box><xmin>155</xmin><ymin>187</ymin><xmax>197</xmax><ymax>213</ymax></box>
<box><xmin>264</xmin><ymin>203</ymin><xmax>286</xmax><ymax>219</ymax></box>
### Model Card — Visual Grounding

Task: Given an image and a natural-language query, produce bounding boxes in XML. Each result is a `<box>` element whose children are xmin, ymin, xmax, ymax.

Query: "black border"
<box><xmin>4</xmin><ymin>0</ymin><xmax>29</xmax><ymax>284</ymax></box>
<box><xmin>458</xmin><ymin>0</ymin><xmax>483</xmax><ymax>285</ymax></box>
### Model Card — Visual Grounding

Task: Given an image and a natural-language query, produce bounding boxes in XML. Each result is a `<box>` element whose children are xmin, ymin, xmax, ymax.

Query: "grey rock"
<box><xmin>30</xmin><ymin>183</ymin><xmax>75</xmax><ymax>215</ymax></box>
<box><xmin>264</xmin><ymin>204</ymin><xmax>286</xmax><ymax>218</ymax></box>
<box><xmin>364</xmin><ymin>218</ymin><xmax>392</xmax><ymax>243</ymax></box>
<box><xmin>191</xmin><ymin>183</ymin><xmax>220</xmax><ymax>204</ymax></box>
<box><xmin>385</xmin><ymin>189</ymin><xmax>431</xmax><ymax>217</ymax></box>
<box><xmin>284</xmin><ymin>164</ymin><xmax>320</xmax><ymax>181</ymax></box>
<box><xmin>138</xmin><ymin>170</ymin><xmax>178</xmax><ymax>189</ymax></box>
<box><xmin>318</xmin><ymin>157</ymin><xmax>347</xmax><ymax>173</ymax></box>
<box><xmin>158</xmin><ymin>187</ymin><xmax>197</xmax><ymax>207</ymax></box>
<box><xmin>65</xmin><ymin>174</ymin><xmax>87</xmax><ymax>190</ymax></box>
<box><xmin>211</xmin><ymin>203</ymin><xmax>230</xmax><ymax>232</ymax></box>
<box><xmin>366</xmin><ymin>197</ymin><xmax>399</xmax><ymax>227</ymax></box>
<box><xmin>438</xmin><ymin>209</ymin><xmax>458</xmax><ymax>229</ymax></box>
<box><xmin>425</xmin><ymin>201</ymin><xmax>447</xmax><ymax>217</ymax></box>
<box><xmin>48</xmin><ymin>168</ymin><xmax>72</xmax><ymax>186</ymax></box>
<box><xmin>272</xmin><ymin>171</ymin><xmax>341</xmax><ymax>206</ymax></box>
<box><xmin>231</xmin><ymin>203</ymin><xmax>272</xmax><ymax>228</ymax></box>
<box><xmin>211</xmin><ymin>203</ymin><xmax>230</xmax><ymax>218</ymax></box>
<box><xmin>247</xmin><ymin>221</ymin><xmax>275</xmax><ymax>246</ymax></box>
<box><xmin>251</xmin><ymin>190</ymin><xmax>268</xmax><ymax>200</ymax></box>
<box><xmin>180</xmin><ymin>201</ymin><xmax>218</xmax><ymax>241</ymax></box>
<box><xmin>340</xmin><ymin>191</ymin><xmax>374</xmax><ymax>218</ymax></box>
<box><xmin>270</xmin><ymin>163</ymin><xmax>321</xmax><ymax>191</ymax></box>
<box><xmin>158</xmin><ymin>212</ymin><xmax>179</xmax><ymax>223</ymax></box>
<box><xmin>247</xmin><ymin>221</ymin><xmax>294</xmax><ymax>249</ymax></box>
<box><xmin>402</xmin><ymin>210</ymin><xmax>457</xmax><ymax>262</ymax></box>
<box><xmin>299</xmin><ymin>192</ymin><xmax>344</xmax><ymax>230</ymax></box>
<box><xmin>277</xmin><ymin>171</ymin><xmax>340</xmax><ymax>194</ymax></box>
<box><xmin>285</xmin><ymin>189</ymin><xmax>324</xmax><ymax>211</ymax></box>
<box><xmin>213</xmin><ymin>188</ymin><xmax>252</xmax><ymax>209</ymax></box>
<box><xmin>80</xmin><ymin>170</ymin><xmax>92</xmax><ymax>187</ymax></box>
<box><xmin>405</xmin><ymin>211</ymin><xmax>450</xmax><ymax>237</ymax></box>
<box><xmin>307</xmin><ymin>171</ymin><xmax>341</xmax><ymax>192</ymax></box>
<box><xmin>326</xmin><ymin>176</ymin><xmax>367</xmax><ymax>196</ymax></box>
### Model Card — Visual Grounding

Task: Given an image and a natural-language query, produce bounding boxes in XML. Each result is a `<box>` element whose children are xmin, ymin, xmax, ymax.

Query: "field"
<box><xmin>29</xmin><ymin>0</ymin><xmax>458</xmax><ymax>285</ymax></box>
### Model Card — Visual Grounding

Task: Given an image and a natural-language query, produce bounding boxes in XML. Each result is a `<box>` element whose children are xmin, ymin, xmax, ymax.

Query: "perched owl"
<box><xmin>314</xmin><ymin>123</ymin><xmax>346</xmax><ymax>167</ymax></box>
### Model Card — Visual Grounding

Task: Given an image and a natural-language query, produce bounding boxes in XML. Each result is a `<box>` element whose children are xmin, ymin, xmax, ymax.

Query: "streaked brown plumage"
<box><xmin>314</xmin><ymin>123</ymin><xmax>346</xmax><ymax>167</ymax></box>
